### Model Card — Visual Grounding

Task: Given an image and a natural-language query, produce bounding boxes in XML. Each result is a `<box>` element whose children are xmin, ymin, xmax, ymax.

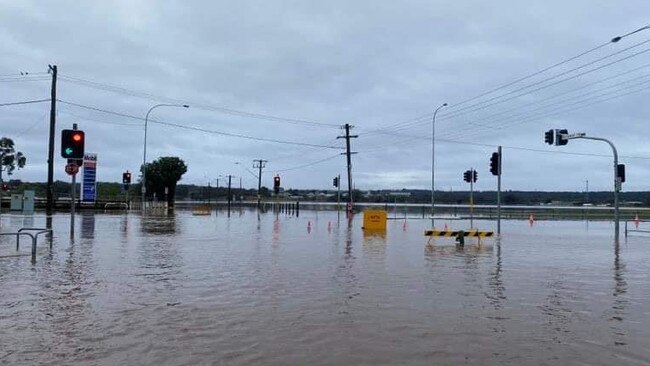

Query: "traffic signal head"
<box><xmin>556</xmin><ymin>129</ymin><xmax>568</xmax><ymax>146</ymax></box>
<box><xmin>544</xmin><ymin>129</ymin><xmax>554</xmax><ymax>145</ymax></box>
<box><xmin>490</xmin><ymin>152</ymin><xmax>500</xmax><ymax>176</ymax></box>
<box><xmin>333</xmin><ymin>177</ymin><xmax>338</xmax><ymax>187</ymax></box>
<box><xmin>122</xmin><ymin>171</ymin><xmax>132</xmax><ymax>184</ymax></box>
<box><xmin>61</xmin><ymin>129</ymin><xmax>85</xmax><ymax>159</ymax></box>
<box><xmin>472</xmin><ymin>170</ymin><xmax>478</xmax><ymax>183</ymax></box>
<box><xmin>617</xmin><ymin>164</ymin><xmax>626</xmax><ymax>183</ymax></box>
<box><xmin>1</xmin><ymin>183</ymin><xmax>8</xmax><ymax>191</ymax></box>
<box><xmin>273</xmin><ymin>175</ymin><xmax>281</xmax><ymax>194</ymax></box>
<box><xmin>463</xmin><ymin>170</ymin><xmax>471</xmax><ymax>183</ymax></box>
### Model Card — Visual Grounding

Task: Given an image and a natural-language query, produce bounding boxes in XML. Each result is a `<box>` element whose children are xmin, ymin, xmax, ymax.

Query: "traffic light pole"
<box><xmin>337</xmin><ymin>174</ymin><xmax>341</xmax><ymax>212</ymax></box>
<box><xmin>497</xmin><ymin>146</ymin><xmax>502</xmax><ymax>236</ymax></box>
<box><xmin>571</xmin><ymin>135</ymin><xmax>621</xmax><ymax>241</ymax></box>
<box><xmin>69</xmin><ymin>123</ymin><xmax>77</xmax><ymax>238</ymax></box>
<box><xmin>470</xmin><ymin>168</ymin><xmax>474</xmax><ymax>229</ymax></box>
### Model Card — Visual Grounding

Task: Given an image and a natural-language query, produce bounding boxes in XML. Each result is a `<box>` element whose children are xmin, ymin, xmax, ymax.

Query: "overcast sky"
<box><xmin>1</xmin><ymin>0</ymin><xmax>650</xmax><ymax>192</ymax></box>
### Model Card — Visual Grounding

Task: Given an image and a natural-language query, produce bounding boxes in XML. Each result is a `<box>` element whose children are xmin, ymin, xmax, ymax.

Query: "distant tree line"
<box><xmin>4</xmin><ymin>182</ymin><xmax>650</xmax><ymax>206</ymax></box>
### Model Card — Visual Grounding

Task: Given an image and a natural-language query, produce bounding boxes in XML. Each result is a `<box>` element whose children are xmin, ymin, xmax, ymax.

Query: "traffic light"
<box><xmin>1</xmin><ymin>183</ymin><xmax>8</xmax><ymax>191</ymax></box>
<box><xmin>617</xmin><ymin>164</ymin><xmax>626</xmax><ymax>183</ymax></box>
<box><xmin>61</xmin><ymin>129</ymin><xmax>85</xmax><ymax>159</ymax></box>
<box><xmin>472</xmin><ymin>170</ymin><xmax>478</xmax><ymax>183</ymax></box>
<box><xmin>333</xmin><ymin>176</ymin><xmax>339</xmax><ymax>188</ymax></box>
<box><xmin>122</xmin><ymin>171</ymin><xmax>132</xmax><ymax>185</ymax></box>
<box><xmin>556</xmin><ymin>129</ymin><xmax>568</xmax><ymax>146</ymax></box>
<box><xmin>273</xmin><ymin>175</ymin><xmax>281</xmax><ymax>194</ymax></box>
<box><xmin>490</xmin><ymin>152</ymin><xmax>500</xmax><ymax>176</ymax></box>
<box><xmin>463</xmin><ymin>170</ymin><xmax>471</xmax><ymax>183</ymax></box>
<box><xmin>544</xmin><ymin>129</ymin><xmax>554</xmax><ymax>145</ymax></box>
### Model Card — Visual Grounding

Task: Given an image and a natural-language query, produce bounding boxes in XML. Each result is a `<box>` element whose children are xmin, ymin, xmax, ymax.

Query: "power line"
<box><xmin>275</xmin><ymin>154</ymin><xmax>341</xmax><ymax>172</ymax></box>
<box><xmin>58</xmin><ymin>74</ymin><xmax>340</xmax><ymax>128</ymax></box>
<box><xmin>0</xmin><ymin>99</ymin><xmax>50</xmax><ymax>107</ymax></box>
<box><xmin>357</xmin><ymin>130</ymin><xmax>650</xmax><ymax>160</ymax></box>
<box><xmin>57</xmin><ymin>99</ymin><xmax>344</xmax><ymax>149</ymax></box>
<box><xmin>440</xmin><ymin>73</ymin><xmax>650</xmax><ymax>140</ymax></box>
<box><xmin>442</xmin><ymin>80</ymin><xmax>650</xmax><ymax>141</ymax></box>
<box><xmin>364</xmin><ymin>37</ymin><xmax>650</xmax><ymax>136</ymax></box>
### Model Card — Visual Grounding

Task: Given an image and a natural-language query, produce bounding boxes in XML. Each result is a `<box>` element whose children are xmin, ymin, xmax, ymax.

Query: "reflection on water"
<box><xmin>80</xmin><ymin>213</ymin><xmax>95</xmax><ymax>239</ymax></box>
<box><xmin>0</xmin><ymin>211</ymin><xmax>649</xmax><ymax>365</ymax></box>
<box><xmin>140</xmin><ymin>215</ymin><xmax>178</xmax><ymax>235</ymax></box>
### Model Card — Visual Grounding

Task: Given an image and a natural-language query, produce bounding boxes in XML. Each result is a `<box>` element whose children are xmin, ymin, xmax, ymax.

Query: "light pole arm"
<box><xmin>574</xmin><ymin>135</ymin><xmax>620</xmax><ymax>241</ymax></box>
<box><xmin>142</xmin><ymin>103</ymin><xmax>189</xmax><ymax>211</ymax></box>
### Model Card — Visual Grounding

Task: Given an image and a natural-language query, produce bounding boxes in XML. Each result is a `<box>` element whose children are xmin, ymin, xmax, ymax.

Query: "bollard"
<box><xmin>296</xmin><ymin>201</ymin><xmax>300</xmax><ymax>217</ymax></box>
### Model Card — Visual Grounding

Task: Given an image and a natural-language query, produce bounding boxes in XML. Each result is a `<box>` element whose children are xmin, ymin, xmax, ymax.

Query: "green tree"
<box><xmin>141</xmin><ymin>156</ymin><xmax>188</xmax><ymax>207</ymax></box>
<box><xmin>0</xmin><ymin>137</ymin><xmax>26</xmax><ymax>182</ymax></box>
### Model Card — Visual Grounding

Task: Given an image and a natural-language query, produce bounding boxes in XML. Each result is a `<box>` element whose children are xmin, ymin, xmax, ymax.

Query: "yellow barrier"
<box><xmin>363</xmin><ymin>209</ymin><xmax>387</xmax><ymax>231</ymax></box>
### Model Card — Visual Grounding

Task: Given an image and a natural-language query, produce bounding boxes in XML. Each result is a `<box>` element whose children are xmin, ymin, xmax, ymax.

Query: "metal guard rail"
<box><xmin>0</xmin><ymin>227</ymin><xmax>53</xmax><ymax>263</ymax></box>
<box><xmin>624</xmin><ymin>219</ymin><xmax>650</xmax><ymax>237</ymax></box>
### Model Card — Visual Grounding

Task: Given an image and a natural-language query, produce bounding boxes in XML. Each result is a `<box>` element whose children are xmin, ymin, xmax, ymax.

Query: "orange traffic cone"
<box><xmin>529</xmin><ymin>214</ymin><xmax>535</xmax><ymax>227</ymax></box>
<box><xmin>634</xmin><ymin>214</ymin><xmax>640</xmax><ymax>229</ymax></box>
<box><xmin>402</xmin><ymin>220</ymin><xmax>408</xmax><ymax>231</ymax></box>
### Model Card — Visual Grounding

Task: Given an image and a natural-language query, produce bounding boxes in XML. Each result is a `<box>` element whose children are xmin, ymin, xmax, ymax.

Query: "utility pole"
<box><xmin>253</xmin><ymin>159</ymin><xmax>267</xmax><ymax>208</ymax></box>
<box><xmin>337</xmin><ymin>124</ymin><xmax>357</xmax><ymax>215</ymax></box>
<box><xmin>46</xmin><ymin>64</ymin><xmax>57</xmax><ymax>215</ymax></box>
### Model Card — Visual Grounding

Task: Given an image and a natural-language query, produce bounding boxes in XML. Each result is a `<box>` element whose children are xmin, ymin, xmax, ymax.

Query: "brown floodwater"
<box><xmin>1</xmin><ymin>209</ymin><xmax>649</xmax><ymax>365</ymax></box>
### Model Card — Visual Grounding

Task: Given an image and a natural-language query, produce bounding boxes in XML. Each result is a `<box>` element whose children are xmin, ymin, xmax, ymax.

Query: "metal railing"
<box><xmin>0</xmin><ymin>227</ymin><xmax>53</xmax><ymax>263</ymax></box>
<box><xmin>624</xmin><ymin>220</ymin><xmax>650</xmax><ymax>237</ymax></box>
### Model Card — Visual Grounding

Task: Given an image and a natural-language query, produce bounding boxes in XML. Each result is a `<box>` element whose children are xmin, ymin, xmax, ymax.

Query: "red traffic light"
<box><xmin>61</xmin><ymin>129</ymin><xmax>85</xmax><ymax>159</ymax></box>
<box><xmin>1</xmin><ymin>183</ymin><xmax>8</xmax><ymax>191</ymax></box>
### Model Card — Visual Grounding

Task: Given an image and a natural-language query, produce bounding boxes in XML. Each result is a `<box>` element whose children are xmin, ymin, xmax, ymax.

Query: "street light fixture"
<box><xmin>611</xmin><ymin>25</ymin><xmax>650</xmax><ymax>43</ymax></box>
<box><xmin>142</xmin><ymin>103</ymin><xmax>189</xmax><ymax>211</ymax></box>
<box><xmin>431</xmin><ymin>102</ymin><xmax>447</xmax><ymax>228</ymax></box>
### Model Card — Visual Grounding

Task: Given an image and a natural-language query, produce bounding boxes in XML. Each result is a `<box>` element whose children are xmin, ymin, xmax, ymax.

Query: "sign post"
<box><xmin>65</xmin><ymin>162</ymin><xmax>79</xmax><ymax>238</ymax></box>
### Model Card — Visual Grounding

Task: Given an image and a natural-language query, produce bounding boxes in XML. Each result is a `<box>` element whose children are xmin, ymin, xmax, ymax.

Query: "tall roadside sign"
<box><xmin>82</xmin><ymin>153</ymin><xmax>97</xmax><ymax>203</ymax></box>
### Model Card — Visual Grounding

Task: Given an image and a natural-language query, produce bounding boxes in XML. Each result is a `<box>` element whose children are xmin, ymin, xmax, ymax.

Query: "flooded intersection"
<box><xmin>1</xmin><ymin>210</ymin><xmax>649</xmax><ymax>365</ymax></box>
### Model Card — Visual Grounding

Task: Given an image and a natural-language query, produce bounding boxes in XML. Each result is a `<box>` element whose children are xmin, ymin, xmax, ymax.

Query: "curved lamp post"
<box><xmin>431</xmin><ymin>102</ymin><xmax>447</xmax><ymax>228</ymax></box>
<box><xmin>142</xmin><ymin>103</ymin><xmax>189</xmax><ymax>211</ymax></box>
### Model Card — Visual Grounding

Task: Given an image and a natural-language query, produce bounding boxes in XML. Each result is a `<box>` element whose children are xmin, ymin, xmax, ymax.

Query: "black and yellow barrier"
<box><xmin>424</xmin><ymin>230</ymin><xmax>494</xmax><ymax>238</ymax></box>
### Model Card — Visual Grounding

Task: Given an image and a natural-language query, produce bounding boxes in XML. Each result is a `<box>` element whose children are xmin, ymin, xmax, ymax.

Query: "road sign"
<box><xmin>65</xmin><ymin>163</ymin><xmax>79</xmax><ymax>176</ymax></box>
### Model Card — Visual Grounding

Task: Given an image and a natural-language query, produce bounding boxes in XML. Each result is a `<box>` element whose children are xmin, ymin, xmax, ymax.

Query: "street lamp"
<box><xmin>142</xmin><ymin>103</ymin><xmax>189</xmax><ymax>211</ymax></box>
<box><xmin>431</xmin><ymin>102</ymin><xmax>447</xmax><ymax>228</ymax></box>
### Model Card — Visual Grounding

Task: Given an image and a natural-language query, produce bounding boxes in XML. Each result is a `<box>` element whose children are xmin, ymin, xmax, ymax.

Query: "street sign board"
<box><xmin>82</xmin><ymin>153</ymin><xmax>97</xmax><ymax>202</ymax></box>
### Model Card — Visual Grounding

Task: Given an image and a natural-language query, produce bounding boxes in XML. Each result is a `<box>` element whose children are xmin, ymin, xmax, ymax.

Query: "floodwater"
<box><xmin>1</xmin><ymin>209</ymin><xmax>649</xmax><ymax>365</ymax></box>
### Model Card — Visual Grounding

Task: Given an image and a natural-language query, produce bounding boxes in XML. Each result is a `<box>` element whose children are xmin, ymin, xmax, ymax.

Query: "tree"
<box><xmin>141</xmin><ymin>156</ymin><xmax>188</xmax><ymax>207</ymax></box>
<box><xmin>0</xmin><ymin>137</ymin><xmax>26</xmax><ymax>182</ymax></box>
